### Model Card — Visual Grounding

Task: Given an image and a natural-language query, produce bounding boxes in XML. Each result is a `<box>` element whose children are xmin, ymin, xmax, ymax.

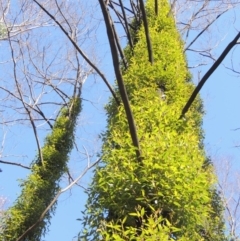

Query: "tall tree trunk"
<box><xmin>80</xmin><ymin>0</ymin><xmax>226</xmax><ymax>240</ymax></box>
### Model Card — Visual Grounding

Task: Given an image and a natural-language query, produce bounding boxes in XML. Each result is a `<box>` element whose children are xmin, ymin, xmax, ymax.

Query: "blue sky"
<box><xmin>0</xmin><ymin>1</ymin><xmax>240</xmax><ymax>240</ymax></box>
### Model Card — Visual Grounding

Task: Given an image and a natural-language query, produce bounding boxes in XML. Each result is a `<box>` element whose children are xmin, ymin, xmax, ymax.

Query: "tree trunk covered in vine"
<box><xmin>80</xmin><ymin>0</ymin><xmax>226</xmax><ymax>240</ymax></box>
<box><xmin>1</xmin><ymin>98</ymin><xmax>81</xmax><ymax>241</ymax></box>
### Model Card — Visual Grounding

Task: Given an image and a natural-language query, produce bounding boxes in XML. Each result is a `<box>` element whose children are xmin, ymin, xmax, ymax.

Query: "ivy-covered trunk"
<box><xmin>1</xmin><ymin>98</ymin><xmax>81</xmax><ymax>241</ymax></box>
<box><xmin>81</xmin><ymin>0</ymin><xmax>225</xmax><ymax>240</ymax></box>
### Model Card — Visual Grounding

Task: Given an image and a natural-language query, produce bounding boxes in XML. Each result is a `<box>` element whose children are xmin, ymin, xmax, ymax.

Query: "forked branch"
<box><xmin>33</xmin><ymin>0</ymin><xmax>120</xmax><ymax>106</ymax></box>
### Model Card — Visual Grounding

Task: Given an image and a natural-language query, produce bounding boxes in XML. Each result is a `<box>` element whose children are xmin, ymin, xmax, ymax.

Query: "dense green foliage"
<box><xmin>0</xmin><ymin>98</ymin><xmax>81</xmax><ymax>241</ymax></box>
<box><xmin>81</xmin><ymin>0</ymin><xmax>225</xmax><ymax>240</ymax></box>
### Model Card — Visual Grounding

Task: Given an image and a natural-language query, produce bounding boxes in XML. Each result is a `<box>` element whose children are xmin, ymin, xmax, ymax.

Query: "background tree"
<box><xmin>215</xmin><ymin>156</ymin><xmax>240</xmax><ymax>240</ymax></box>
<box><xmin>1</xmin><ymin>97</ymin><xmax>82</xmax><ymax>241</ymax></box>
<box><xmin>0</xmin><ymin>1</ymin><xmax>102</xmax><ymax>240</ymax></box>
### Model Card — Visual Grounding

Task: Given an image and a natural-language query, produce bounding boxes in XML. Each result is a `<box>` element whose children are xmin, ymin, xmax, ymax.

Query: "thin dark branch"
<box><xmin>109</xmin><ymin>3</ymin><xmax>127</xmax><ymax>34</ymax></box>
<box><xmin>233</xmin><ymin>127</ymin><xmax>240</xmax><ymax>131</ymax></box>
<box><xmin>33</xmin><ymin>0</ymin><xmax>120</xmax><ymax>106</ymax></box>
<box><xmin>28</xmin><ymin>111</ymin><xmax>44</xmax><ymax>164</ymax></box>
<box><xmin>180</xmin><ymin>31</ymin><xmax>240</xmax><ymax>118</ymax></box>
<box><xmin>225</xmin><ymin>65</ymin><xmax>240</xmax><ymax>74</ymax></box>
<box><xmin>35</xmin><ymin>106</ymin><xmax>53</xmax><ymax>129</ymax></box>
<box><xmin>99</xmin><ymin>0</ymin><xmax>141</xmax><ymax>161</ymax></box>
<box><xmin>54</xmin><ymin>0</ymin><xmax>73</xmax><ymax>36</ymax></box>
<box><xmin>110</xmin><ymin>1</ymin><xmax>134</xmax><ymax>14</ymax></box>
<box><xmin>130</xmin><ymin>0</ymin><xmax>138</xmax><ymax>20</ymax></box>
<box><xmin>138</xmin><ymin>0</ymin><xmax>153</xmax><ymax>63</ymax></box>
<box><xmin>155</xmin><ymin>0</ymin><xmax>158</xmax><ymax>15</ymax></box>
<box><xmin>0</xmin><ymin>118</ymin><xmax>55</xmax><ymax>125</ymax></box>
<box><xmin>108</xmin><ymin>2</ymin><xmax>128</xmax><ymax>68</ymax></box>
<box><xmin>111</xmin><ymin>11</ymin><xmax>128</xmax><ymax>69</ymax></box>
<box><xmin>119</xmin><ymin>0</ymin><xmax>134</xmax><ymax>48</ymax></box>
<box><xmin>0</xmin><ymin>160</ymin><xmax>30</xmax><ymax>170</ymax></box>
<box><xmin>65</xmin><ymin>168</ymin><xmax>87</xmax><ymax>190</ymax></box>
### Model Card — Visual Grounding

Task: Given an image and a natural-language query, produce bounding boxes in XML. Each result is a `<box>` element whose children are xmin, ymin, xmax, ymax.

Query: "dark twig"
<box><xmin>99</xmin><ymin>0</ymin><xmax>141</xmax><ymax>161</ymax></box>
<box><xmin>113</xmin><ymin>31</ymin><xmax>128</xmax><ymax>69</ymax></box>
<box><xmin>110</xmin><ymin>5</ymin><xmax>128</xmax><ymax>69</ymax></box>
<box><xmin>119</xmin><ymin>0</ymin><xmax>134</xmax><ymax>49</ymax></box>
<box><xmin>233</xmin><ymin>127</ymin><xmax>240</xmax><ymax>131</ymax></box>
<box><xmin>138</xmin><ymin>0</ymin><xmax>153</xmax><ymax>63</ymax></box>
<box><xmin>109</xmin><ymin>3</ymin><xmax>126</xmax><ymax>30</ymax></box>
<box><xmin>130</xmin><ymin>0</ymin><xmax>138</xmax><ymax>20</ymax></box>
<box><xmin>33</xmin><ymin>0</ymin><xmax>120</xmax><ymax>106</ymax></box>
<box><xmin>110</xmin><ymin>0</ymin><xmax>134</xmax><ymax>14</ymax></box>
<box><xmin>180</xmin><ymin>31</ymin><xmax>240</xmax><ymax>118</ymax></box>
<box><xmin>54</xmin><ymin>0</ymin><xmax>73</xmax><ymax>35</ymax></box>
<box><xmin>0</xmin><ymin>160</ymin><xmax>30</xmax><ymax>170</ymax></box>
<box><xmin>155</xmin><ymin>0</ymin><xmax>158</xmax><ymax>15</ymax></box>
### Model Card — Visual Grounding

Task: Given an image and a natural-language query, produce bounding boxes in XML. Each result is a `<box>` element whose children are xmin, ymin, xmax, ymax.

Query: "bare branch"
<box><xmin>7</xmin><ymin>30</ymin><xmax>44</xmax><ymax>166</ymax></box>
<box><xmin>184</xmin><ymin>10</ymin><xmax>228</xmax><ymax>52</ymax></box>
<box><xmin>119</xmin><ymin>0</ymin><xmax>134</xmax><ymax>49</ymax></box>
<box><xmin>0</xmin><ymin>160</ymin><xmax>30</xmax><ymax>170</ymax></box>
<box><xmin>108</xmin><ymin>4</ymin><xmax>128</xmax><ymax>69</ymax></box>
<box><xmin>138</xmin><ymin>0</ymin><xmax>153</xmax><ymax>64</ymax></box>
<box><xmin>32</xmin><ymin>0</ymin><xmax>120</xmax><ymax>106</ymax></box>
<box><xmin>110</xmin><ymin>1</ymin><xmax>134</xmax><ymax>14</ymax></box>
<box><xmin>180</xmin><ymin>31</ymin><xmax>240</xmax><ymax>118</ymax></box>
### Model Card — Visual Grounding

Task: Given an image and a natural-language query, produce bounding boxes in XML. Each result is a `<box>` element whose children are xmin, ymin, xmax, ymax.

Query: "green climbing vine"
<box><xmin>80</xmin><ymin>0</ymin><xmax>225</xmax><ymax>240</ymax></box>
<box><xmin>0</xmin><ymin>98</ymin><xmax>81</xmax><ymax>241</ymax></box>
